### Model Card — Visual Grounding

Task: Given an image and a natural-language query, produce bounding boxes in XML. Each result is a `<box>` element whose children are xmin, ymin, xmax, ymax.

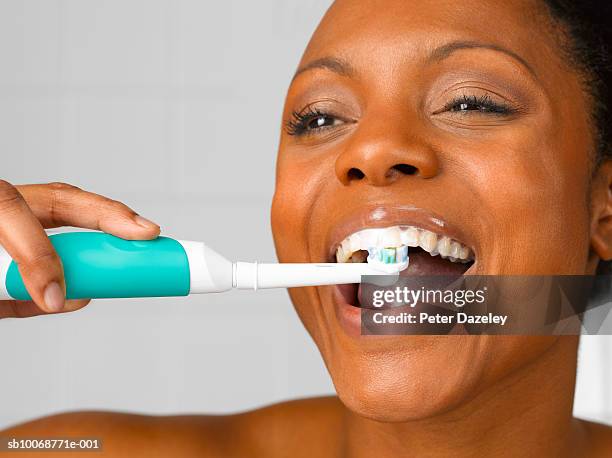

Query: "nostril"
<box><xmin>347</xmin><ymin>168</ymin><xmax>365</xmax><ymax>181</ymax></box>
<box><xmin>392</xmin><ymin>164</ymin><xmax>418</xmax><ymax>175</ymax></box>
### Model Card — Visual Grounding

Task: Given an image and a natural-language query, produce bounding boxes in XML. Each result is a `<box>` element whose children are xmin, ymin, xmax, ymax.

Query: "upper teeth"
<box><xmin>335</xmin><ymin>226</ymin><xmax>474</xmax><ymax>264</ymax></box>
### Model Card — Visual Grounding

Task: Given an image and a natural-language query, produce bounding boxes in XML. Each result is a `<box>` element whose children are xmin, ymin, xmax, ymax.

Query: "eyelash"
<box><xmin>441</xmin><ymin>94</ymin><xmax>516</xmax><ymax>115</ymax></box>
<box><xmin>285</xmin><ymin>107</ymin><xmax>342</xmax><ymax>137</ymax></box>
<box><xmin>285</xmin><ymin>94</ymin><xmax>517</xmax><ymax>137</ymax></box>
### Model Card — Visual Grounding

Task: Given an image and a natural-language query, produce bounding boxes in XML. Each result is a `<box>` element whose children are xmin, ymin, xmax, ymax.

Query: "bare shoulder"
<box><xmin>230</xmin><ymin>396</ymin><xmax>345</xmax><ymax>456</ymax></box>
<box><xmin>580</xmin><ymin>419</ymin><xmax>612</xmax><ymax>457</ymax></box>
<box><xmin>0</xmin><ymin>397</ymin><xmax>344</xmax><ymax>458</ymax></box>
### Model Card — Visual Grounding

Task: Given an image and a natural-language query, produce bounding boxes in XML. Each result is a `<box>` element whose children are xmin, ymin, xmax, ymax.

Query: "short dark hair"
<box><xmin>541</xmin><ymin>1</ymin><xmax>612</xmax><ymax>273</ymax></box>
<box><xmin>542</xmin><ymin>0</ymin><xmax>612</xmax><ymax>163</ymax></box>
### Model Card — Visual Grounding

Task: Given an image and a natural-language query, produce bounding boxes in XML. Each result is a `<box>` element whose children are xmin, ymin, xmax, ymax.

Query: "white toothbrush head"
<box><xmin>366</xmin><ymin>245</ymin><xmax>409</xmax><ymax>274</ymax></box>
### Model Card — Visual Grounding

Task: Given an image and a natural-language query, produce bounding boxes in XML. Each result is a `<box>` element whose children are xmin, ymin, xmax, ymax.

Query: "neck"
<box><xmin>342</xmin><ymin>336</ymin><xmax>585</xmax><ymax>458</ymax></box>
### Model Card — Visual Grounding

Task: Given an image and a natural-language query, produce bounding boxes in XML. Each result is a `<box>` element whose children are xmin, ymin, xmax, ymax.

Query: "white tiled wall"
<box><xmin>0</xmin><ymin>0</ymin><xmax>610</xmax><ymax>429</ymax></box>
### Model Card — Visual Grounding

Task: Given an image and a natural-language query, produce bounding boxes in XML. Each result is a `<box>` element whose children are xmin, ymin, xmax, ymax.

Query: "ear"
<box><xmin>591</xmin><ymin>160</ymin><xmax>612</xmax><ymax>260</ymax></box>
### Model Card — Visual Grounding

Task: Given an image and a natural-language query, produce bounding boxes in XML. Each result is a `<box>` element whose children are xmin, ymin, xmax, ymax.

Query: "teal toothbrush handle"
<box><xmin>3</xmin><ymin>232</ymin><xmax>191</xmax><ymax>300</ymax></box>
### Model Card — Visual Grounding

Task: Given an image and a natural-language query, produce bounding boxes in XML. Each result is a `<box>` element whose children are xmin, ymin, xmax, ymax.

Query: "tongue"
<box><xmin>400</xmin><ymin>248</ymin><xmax>469</xmax><ymax>276</ymax></box>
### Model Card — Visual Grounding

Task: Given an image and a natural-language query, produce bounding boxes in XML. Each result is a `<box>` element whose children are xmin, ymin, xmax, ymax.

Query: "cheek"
<box><xmin>271</xmin><ymin>149</ymin><xmax>337</xmax><ymax>347</ymax></box>
<box><xmin>287</xmin><ymin>287</ymin><xmax>321</xmax><ymax>341</ymax></box>
<box><xmin>454</xmin><ymin>127</ymin><xmax>591</xmax><ymax>274</ymax></box>
<box><xmin>271</xmin><ymin>149</ymin><xmax>332</xmax><ymax>262</ymax></box>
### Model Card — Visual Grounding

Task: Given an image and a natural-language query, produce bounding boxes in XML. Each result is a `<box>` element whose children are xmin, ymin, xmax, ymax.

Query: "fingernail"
<box><xmin>134</xmin><ymin>215</ymin><xmax>159</xmax><ymax>229</ymax></box>
<box><xmin>44</xmin><ymin>282</ymin><xmax>65</xmax><ymax>312</ymax></box>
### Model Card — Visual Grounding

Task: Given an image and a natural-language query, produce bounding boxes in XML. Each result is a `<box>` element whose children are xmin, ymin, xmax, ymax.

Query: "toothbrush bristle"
<box><xmin>396</xmin><ymin>245</ymin><xmax>408</xmax><ymax>263</ymax></box>
<box><xmin>367</xmin><ymin>246</ymin><xmax>409</xmax><ymax>265</ymax></box>
<box><xmin>381</xmin><ymin>247</ymin><xmax>396</xmax><ymax>264</ymax></box>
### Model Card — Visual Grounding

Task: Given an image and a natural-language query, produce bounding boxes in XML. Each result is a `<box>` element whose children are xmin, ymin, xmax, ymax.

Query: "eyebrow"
<box><xmin>428</xmin><ymin>40</ymin><xmax>538</xmax><ymax>78</ymax></box>
<box><xmin>293</xmin><ymin>40</ymin><xmax>537</xmax><ymax>82</ymax></box>
<box><xmin>292</xmin><ymin>56</ymin><xmax>355</xmax><ymax>81</ymax></box>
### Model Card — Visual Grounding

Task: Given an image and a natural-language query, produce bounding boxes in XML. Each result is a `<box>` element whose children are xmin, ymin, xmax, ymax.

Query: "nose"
<box><xmin>334</xmin><ymin>124</ymin><xmax>439</xmax><ymax>186</ymax></box>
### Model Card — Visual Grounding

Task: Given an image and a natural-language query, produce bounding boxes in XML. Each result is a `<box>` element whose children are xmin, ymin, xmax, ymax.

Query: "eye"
<box><xmin>285</xmin><ymin>108</ymin><xmax>345</xmax><ymax>136</ymax></box>
<box><xmin>442</xmin><ymin>94</ymin><xmax>516</xmax><ymax>115</ymax></box>
<box><xmin>308</xmin><ymin>115</ymin><xmax>337</xmax><ymax>129</ymax></box>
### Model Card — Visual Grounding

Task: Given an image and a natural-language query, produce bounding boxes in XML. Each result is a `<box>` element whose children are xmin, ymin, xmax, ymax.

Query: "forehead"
<box><xmin>302</xmin><ymin>0</ymin><xmax>557</xmax><ymax>74</ymax></box>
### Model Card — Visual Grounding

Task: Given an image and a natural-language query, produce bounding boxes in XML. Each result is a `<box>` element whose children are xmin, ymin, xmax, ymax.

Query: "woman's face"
<box><xmin>271</xmin><ymin>0</ymin><xmax>607</xmax><ymax>421</ymax></box>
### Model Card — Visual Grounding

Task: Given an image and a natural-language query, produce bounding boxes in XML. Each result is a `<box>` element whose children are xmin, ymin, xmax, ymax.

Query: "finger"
<box><xmin>0</xmin><ymin>300</ymin><xmax>42</xmax><ymax>318</ymax></box>
<box><xmin>17</xmin><ymin>183</ymin><xmax>160</xmax><ymax>240</ymax></box>
<box><xmin>0</xmin><ymin>298</ymin><xmax>91</xmax><ymax>319</ymax></box>
<box><xmin>0</xmin><ymin>180</ymin><xmax>66</xmax><ymax>313</ymax></box>
<box><xmin>63</xmin><ymin>298</ymin><xmax>91</xmax><ymax>312</ymax></box>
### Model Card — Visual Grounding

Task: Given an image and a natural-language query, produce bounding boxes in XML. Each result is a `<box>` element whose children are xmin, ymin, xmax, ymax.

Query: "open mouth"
<box><xmin>332</xmin><ymin>225</ymin><xmax>475</xmax><ymax>308</ymax></box>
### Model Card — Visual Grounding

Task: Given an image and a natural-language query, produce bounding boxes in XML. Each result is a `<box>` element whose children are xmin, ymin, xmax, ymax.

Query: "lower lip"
<box><xmin>332</xmin><ymin>285</ymin><xmax>362</xmax><ymax>337</ymax></box>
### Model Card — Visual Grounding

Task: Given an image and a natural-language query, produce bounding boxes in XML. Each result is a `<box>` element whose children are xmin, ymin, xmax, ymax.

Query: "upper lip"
<box><xmin>326</xmin><ymin>204</ymin><xmax>477</xmax><ymax>262</ymax></box>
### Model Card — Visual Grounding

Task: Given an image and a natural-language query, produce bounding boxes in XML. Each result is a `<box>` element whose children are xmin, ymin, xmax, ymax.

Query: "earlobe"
<box><xmin>591</xmin><ymin>161</ymin><xmax>612</xmax><ymax>261</ymax></box>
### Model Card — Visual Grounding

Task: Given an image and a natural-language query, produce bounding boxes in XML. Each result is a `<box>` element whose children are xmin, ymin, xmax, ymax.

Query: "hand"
<box><xmin>0</xmin><ymin>181</ymin><xmax>160</xmax><ymax>318</ymax></box>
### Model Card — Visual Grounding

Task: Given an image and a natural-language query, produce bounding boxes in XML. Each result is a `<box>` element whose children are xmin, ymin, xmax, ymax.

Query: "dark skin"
<box><xmin>3</xmin><ymin>0</ymin><xmax>612</xmax><ymax>456</ymax></box>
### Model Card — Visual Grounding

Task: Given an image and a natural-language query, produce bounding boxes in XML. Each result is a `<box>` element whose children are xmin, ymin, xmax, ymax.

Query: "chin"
<box><xmin>325</xmin><ymin>335</ymin><xmax>486</xmax><ymax>422</ymax></box>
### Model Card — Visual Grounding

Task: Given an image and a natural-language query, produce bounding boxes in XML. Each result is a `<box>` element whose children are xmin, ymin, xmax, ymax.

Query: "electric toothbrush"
<box><xmin>0</xmin><ymin>232</ymin><xmax>409</xmax><ymax>301</ymax></box>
